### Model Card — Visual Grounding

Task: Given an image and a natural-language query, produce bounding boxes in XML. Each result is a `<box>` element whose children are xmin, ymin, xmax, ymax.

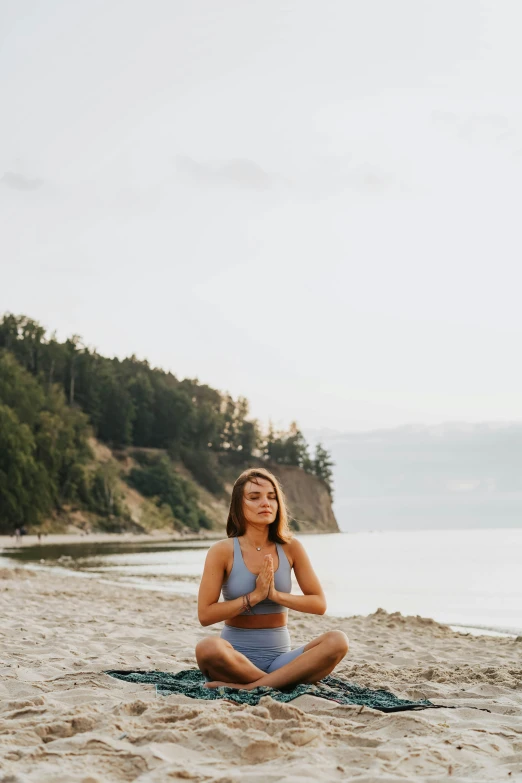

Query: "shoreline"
<box><xmin>0</xmin><ymin>565</ymin><xmax>521</xmax><ymax>781</ymax></box>
<box><xmin>2</xmin><ymin>533</ymin><xmax>521</xmax><ymax>641</ymax></box>
<box><xmin>0</xmin><ymin>529</ymin><xmax>222</xmax><ymax>553</ymax></box>
<box><xmin>0</xmin><ymin>526</ymin><xmax>343</xmax><ymax>554</ymax></box>
<box><xmin>2</xmin><ymin>555</ymin><xmax>518</xmax><ymax>641</ymax></box>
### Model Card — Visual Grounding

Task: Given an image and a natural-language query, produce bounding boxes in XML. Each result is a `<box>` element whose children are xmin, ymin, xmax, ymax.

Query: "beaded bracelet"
<box><xmin>242</xmin><ymin>593</ymin><xmax>254</xmax><ymax>615</ymax></box>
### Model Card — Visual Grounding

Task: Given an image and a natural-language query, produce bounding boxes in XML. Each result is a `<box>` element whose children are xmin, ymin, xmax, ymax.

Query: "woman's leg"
<box><xmin>205</xmin><ymin>630</ymin><xmax>349</xmax><ymax>690</ymax></box>
<box><xmin>195</xmin><ymin>636</ymin><xmax>267</xmax><ymax>684</ymax></box>
<box><xmin>265</xmin><ymin>644</ymin><xmax>306</xmax><ymax>673</ymax></box>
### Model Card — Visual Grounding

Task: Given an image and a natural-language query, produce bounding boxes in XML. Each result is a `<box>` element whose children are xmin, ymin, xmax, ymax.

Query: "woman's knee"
<box><xmin>323</xmin><ymin>630</ymin><xmax>349</xmax><ymax>659</ymax></box>
<box><xmin>195</xmin><ymin>636</ymin><xmax>229</xmax><ymax>665</ymax></box>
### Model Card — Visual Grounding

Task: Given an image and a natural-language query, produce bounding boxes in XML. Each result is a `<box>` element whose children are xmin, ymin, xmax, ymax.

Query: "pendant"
<box><xmin>256</xmin><ymin>547</ymin><xmax>261</xmax><ymax>551</ymax></box>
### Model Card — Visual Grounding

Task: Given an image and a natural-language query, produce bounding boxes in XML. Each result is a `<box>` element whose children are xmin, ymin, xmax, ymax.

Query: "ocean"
<box><xmin>4</xmin><ymin>528</ymin><xmax>521</xmax><ymax>637</ymax></box>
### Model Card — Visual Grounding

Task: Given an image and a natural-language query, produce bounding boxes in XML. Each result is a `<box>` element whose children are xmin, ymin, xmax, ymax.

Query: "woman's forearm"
<box><xmin>271</xmin><ymin>590</ymin><xmax>326</xmax><ymax>615</ymax></box>
<box><xmin>199</xmin><ymin>591</ymin><xmax>263</xmax><ymax>626</ymax></box>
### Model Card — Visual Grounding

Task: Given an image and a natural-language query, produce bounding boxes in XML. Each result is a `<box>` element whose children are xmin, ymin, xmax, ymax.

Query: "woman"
<box><xmin>196</xmin><ymin>467</ymin><xmax>349</xmax><ymax>690</ymax></box>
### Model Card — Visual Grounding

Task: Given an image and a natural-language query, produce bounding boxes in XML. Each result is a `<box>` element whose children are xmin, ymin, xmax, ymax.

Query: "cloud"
<box><xmin>432</xmin><ymin>110</ymin><xmax>522</xmax><ymax>152</ymax></box>
<box><xmin>174</xmin><ymin>155</ymin><xmax>278</xmax><ymax>190</ymax></box>
<box><xmin>0</xmin><ymin>171</ymin><xmax>44</xmax><ymax>191</ymax></box>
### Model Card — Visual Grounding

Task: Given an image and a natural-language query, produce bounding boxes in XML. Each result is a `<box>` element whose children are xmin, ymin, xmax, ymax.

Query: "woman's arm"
<box><xmin>268</xmin><ymin>538</ymin><xmax>327</xmax><ymax>615</ymax></box>
<box><xmin>198</xmin><ymin>542</ymin><xmax>273</xmax><ymax>627</ymax></box>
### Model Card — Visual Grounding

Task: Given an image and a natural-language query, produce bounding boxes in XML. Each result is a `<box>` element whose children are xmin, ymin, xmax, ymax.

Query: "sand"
<box><xmin>0</xmin><ymin>565</ymin><xmax>521</xmax><ymax>782</ymax></box>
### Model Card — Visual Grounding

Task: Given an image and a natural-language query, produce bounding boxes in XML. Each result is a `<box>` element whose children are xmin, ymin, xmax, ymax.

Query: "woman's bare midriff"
<box><xmin>225</xmin><ymin>612</ymin><xmax>287</xmax><ymax>629</ymax></box>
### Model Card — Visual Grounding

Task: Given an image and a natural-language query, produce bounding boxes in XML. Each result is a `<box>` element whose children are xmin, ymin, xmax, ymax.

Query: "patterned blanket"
<box><xmin>106</xmin><ymin>668</ymin><xmax>441</xmax><ymax>713</ymax></box>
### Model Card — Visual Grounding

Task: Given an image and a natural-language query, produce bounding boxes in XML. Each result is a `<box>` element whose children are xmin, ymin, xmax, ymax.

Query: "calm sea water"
<box><xmin>4</xmin><ymin>529</ymin><xmax>521</xmax><ymax>636</ymax></box>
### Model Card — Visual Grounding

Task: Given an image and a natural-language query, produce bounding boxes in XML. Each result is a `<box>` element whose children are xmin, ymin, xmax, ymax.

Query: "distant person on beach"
<box><xmin>196</xmin><ymin>467</ymin><xmax>349</xmax><ymax>690</ymax></box>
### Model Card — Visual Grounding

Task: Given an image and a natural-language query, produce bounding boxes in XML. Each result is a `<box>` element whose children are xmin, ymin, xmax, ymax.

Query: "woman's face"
<box><xmin>242</xmin><ymin>478</ymin><xmax>278</xmax><ymax>527</ymax></box>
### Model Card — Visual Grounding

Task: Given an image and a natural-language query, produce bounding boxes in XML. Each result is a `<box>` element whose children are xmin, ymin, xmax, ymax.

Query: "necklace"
<box><xmin>245</xmin><ymin>537</ymin><xmax>268</xmax><ymax>552</ymax></box>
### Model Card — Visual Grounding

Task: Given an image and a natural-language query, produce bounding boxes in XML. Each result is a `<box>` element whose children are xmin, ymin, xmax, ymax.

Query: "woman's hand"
<box><xmin>251</xmin><ymin>554</ymin><xmax>273</xmax><ymax>603</ymax></box>
<box><xmin>268</xmin><ymin>572</ymin><xmax>278</xmax><ymax>602</ymax></box>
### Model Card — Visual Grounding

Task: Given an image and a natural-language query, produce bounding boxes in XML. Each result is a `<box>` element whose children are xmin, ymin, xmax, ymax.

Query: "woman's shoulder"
<box><xmin>283</xmin><ymin>536</ymin><xmax>304</xmax><ymax>551</ymax></box>
<box><xmin>280</xmin><ymin>536</ymin><xmax>305</xmax><ymax>566</ymax></box>
<box><xmin>206</xmin><ymin>538</ymin><xmax>234</xmax><ymax>558</ymax></box>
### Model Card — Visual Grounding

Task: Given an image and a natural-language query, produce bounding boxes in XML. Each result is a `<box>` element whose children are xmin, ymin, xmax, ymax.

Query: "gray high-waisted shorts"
<box><xmin>220</xmin><ymin>625</ymin><xmax>306</xmax><ymax>673</ymax></box>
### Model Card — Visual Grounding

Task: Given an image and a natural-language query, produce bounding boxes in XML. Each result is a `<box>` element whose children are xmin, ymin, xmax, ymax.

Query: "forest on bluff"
<box><xmin>0</xmin><ymin>313</ymin><xmax>334</xmax><ymax>534</ymax></box>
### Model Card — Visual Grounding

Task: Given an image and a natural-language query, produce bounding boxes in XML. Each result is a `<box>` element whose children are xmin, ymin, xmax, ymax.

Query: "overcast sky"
<box><xmin>1</xmin><ymin>0</ymin><xmax>521</xmax><ymax>432</ymax></box>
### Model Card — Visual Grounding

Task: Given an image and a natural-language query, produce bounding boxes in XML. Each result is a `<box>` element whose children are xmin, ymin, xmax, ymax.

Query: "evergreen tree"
<box><xmin>285</xmin><ymin>421</ymin><xmax>313</xmax><ymax>470</ymax></box>
<box><xmin>64</xmin><ymin>335</ymin><xmax>82</xmax><ymax>404</ymax></box>
<box><xmin>263</xmin><ymin>421</ymin><xmax>276</xmax><ymax>461</ymax></box>
<box><xmin>236</xmin><ymin>418</ymin><xmax>259</xmax><ymax>460</ymax></box>
<box><xmin>128</xmin><ymin>372</ymin><xmax>155</xmax><ymax>447</ymax></box>
<box><xmin>41</xmin><ymin>331</ymin><xmax>65</xmax><ymax>391</ymax></box>
<box><xmin>264</xmin><ymin>421</ymin><xmax>312</xmax><ymax>469</ymax></box>
<box><xmin>0</xmin><ymin>313</ymin><xmax>21</xmax><ymax>352</ymax></box>
<box><xmin>97</xmin><ymin>365</ymin><xmax>135</xmax><ymax>447</ymax></box>
<box><xmin>313</xmin><ymin>442</ymin><xmax>334</xmax><ymax>496</ymax></box>
<box><xmin>150</xmin><ymin>382</ymin><xmax>192</xmax><ymax>449</ymax></box>
<box><xmin>73</xmin><ymin>348</ymin><xmax>103</xmax><ymax>428</ymax></box>
<box><xmin>219</xmin><ymin>393</ymin><xmax>236</xmax><ymax>450</ymax></box>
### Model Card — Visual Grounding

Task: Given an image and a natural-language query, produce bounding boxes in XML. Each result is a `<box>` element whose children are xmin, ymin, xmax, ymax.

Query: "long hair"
<box><xmin>226</xmin><ymin>467</ymin><xmax>292</xmax><ymax>544</ymax></box>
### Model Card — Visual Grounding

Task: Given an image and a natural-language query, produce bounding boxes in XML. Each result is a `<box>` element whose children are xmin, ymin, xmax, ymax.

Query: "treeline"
<box><xmin>0</xmin><ymin>348</ymin><xmax>120</xmax><ymax>533</ymax></box>
<box><xmin>0</xmin><ymin>314</ymin><xmax>334</xmax><ymax>532</ymax></box>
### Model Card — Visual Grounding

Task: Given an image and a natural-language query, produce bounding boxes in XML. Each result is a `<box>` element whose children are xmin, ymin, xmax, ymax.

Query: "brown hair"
<box><xmin>226</xmin><ymin>467</ymin><xmax>292</xmax><ymax>544</ymax></box>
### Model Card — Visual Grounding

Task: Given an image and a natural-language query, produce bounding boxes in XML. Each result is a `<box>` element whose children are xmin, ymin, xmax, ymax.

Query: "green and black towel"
<box><xmin>106</xmin><ymin>668</ymin><xmax>440</xmax><ymax>713</ymax></box>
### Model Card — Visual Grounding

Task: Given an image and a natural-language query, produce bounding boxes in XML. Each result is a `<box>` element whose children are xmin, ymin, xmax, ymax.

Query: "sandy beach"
<box><xmin>0</xmin><ymin>564</ymin><xmax>521</xmax><ymax>782</ymax></box>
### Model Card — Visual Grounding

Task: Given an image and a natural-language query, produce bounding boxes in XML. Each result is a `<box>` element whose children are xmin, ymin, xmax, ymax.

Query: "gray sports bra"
<box><xmin>221</xmin><ymin>537</ymin><xmax>292</xmax><ymax>614</ymax></box>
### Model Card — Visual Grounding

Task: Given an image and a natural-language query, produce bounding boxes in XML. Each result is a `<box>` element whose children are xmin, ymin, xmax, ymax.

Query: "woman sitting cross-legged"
<box><xmin>196</xmin><ymin>467</ymin><xmax>349</xmax><ymax>690</ymax></box>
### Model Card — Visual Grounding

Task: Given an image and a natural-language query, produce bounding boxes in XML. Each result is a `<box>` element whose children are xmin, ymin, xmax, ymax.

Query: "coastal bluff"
<box><xmin>266</xmin><ymin>464</ymin><xmax>339</xmax><ymax>534</ymax></box>
<box><xmin>52</xmin><ymin>441</ymin><xmax>339</xmax><ymax>536</ymax></box>
<box><xmin>181</xmin><ymin>460</ymin><xmax>340</xmax><ymax>533</ymax></box>
<box><xmin>166</xmin><ymin>459</ymin><xmax>340</xmax><ymax>536</ymax></box>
